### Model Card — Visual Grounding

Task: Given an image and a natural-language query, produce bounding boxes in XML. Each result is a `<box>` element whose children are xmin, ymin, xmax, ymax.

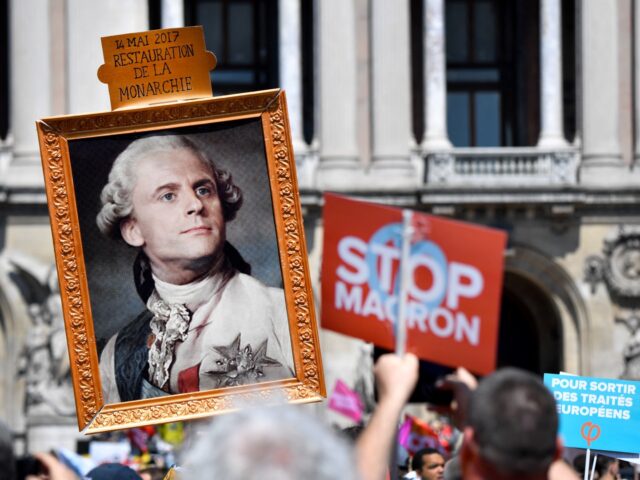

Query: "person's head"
<box><xmin>86</xmin><ymin>463</ymin><xmax>142</xmax><ymax>480</ymax></box>
<box><xmin>138</xmin><ymin>466</ymin><xmax>169</xmax><ymax>480</ymax></box>
<box><xmin>97</xmin><ymin>135</ymin><xmax>242</xmax><ymax>284</ymax></box>
<box><xmin>461</xmin><ymin>368</ymin><xmax>561</xmax><ymax>480</ymax></box>
<box><xmin>413</xmin><ymin>448</ymin><xmax>445</xmax><ymax>480</ymax></box>
<box><xmin>184</xmin><ymin>406</ymin><xmax>359</xmax><ymax>480</ymax></box>
<box><xmin>602</xmin><ymin>458</ymin><xmax>619</xmax><ymax>479</ymax></box>
<box><xmin>443</xmin><ymin>455</ymin><xmax>462</xmax><ymax>480</ymax></box>
<box><xmin>589</xmin><ymin>456</ymin><xmax>619</xmax><ymax>479</ymax></box>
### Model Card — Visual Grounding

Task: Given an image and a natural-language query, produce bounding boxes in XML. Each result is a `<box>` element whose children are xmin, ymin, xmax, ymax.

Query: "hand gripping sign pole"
<box><xmin>391</xmin><ymin>209</ymin><xmax>414</xmax><ymax>480</ymax></box>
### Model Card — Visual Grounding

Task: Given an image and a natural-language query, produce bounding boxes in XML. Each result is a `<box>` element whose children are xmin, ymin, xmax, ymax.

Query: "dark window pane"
<box><xmin>474</xmin><ymin>0</ymin><xmax>497</xmax><ymax>62</ymax></box>
<box><xmin>475</xmin><ymin>92</ymin><xmax>500</xmax><ymax>146</ymax></box>
<box><xmin>447</xmin><ymin>68</ymin><xmax>499</xmax><ymax>82</ymax></box>
<box><xmin>562</xmin><ymin>0</ymin><xmax>576</xmax><ymax>142</ymax></box>
<box><xmin>258</xmin><ymin>0</ymin><xmax>268</xmax><ymax>62</ymax></box>
<box><xmin>228</xmin><ymin>2</ymin><xmax>254</xmax><ymax>64</ymax></box>
<box><xmin>149</xmin><ymin>0</ymin><xmax>161</xmax><ymax>30</ymax></box>
<box><xmin>302</xmin><ymin>0</ymin><xmax>315</xmax><ymax>143</ymax></box>
<box><xmin>448</xmin><ymin>92</ymin><xmax>470</xmax><ymax>147</ymax></box>
<box><xmin>198</xmin><ymin>2</ymin><xmax>224</xmax><ymax>60</ymax></box>
<box><xmin>446</xmin><ymin>1</ymin><xmax>468</xmax><ymax>62</ymax></box>
<box><xmin>212</xmin><ymin>69</ymin><xmax>255</xmax><ymax>85</ymax></box>
<box><xmin>505</xmin><ymin>117</ymin><xmax>513</xmax><ymax>145</ymax></box>
<box><xmin>187</xmin><ymin>0</ymin><xmax>279</xmax><ymax>96</ymax></box>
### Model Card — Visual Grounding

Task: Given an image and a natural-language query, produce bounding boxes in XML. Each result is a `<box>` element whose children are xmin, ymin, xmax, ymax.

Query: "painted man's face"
<box><xmin>120</xmin><ymin>147</ymin><xmax>225</xmax><ymax>284</ymax></box>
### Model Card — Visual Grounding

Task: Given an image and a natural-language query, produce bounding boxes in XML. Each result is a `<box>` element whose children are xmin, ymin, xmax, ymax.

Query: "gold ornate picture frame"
<box><xmin>36</xmin><ymin>89</ymin><xmax>325</xmax><ymax>433</ymax></box>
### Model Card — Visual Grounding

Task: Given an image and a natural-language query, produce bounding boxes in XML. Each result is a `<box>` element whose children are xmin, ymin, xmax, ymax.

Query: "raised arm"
<box><xmin>356</xmin><ymin>353</ymin><xmax>419</xmax><ymax>480</ymax></box>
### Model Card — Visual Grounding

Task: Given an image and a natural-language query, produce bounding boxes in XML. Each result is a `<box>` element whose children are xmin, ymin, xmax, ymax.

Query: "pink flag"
<box><xmin>398</xmin><ymin>414</ymin><xmax>444</xmax><ymax>456</ymax></box>
<box><xmin>328</xmin><ymin>379</ymin><xmax>364</xmax><ymax>423</ymax></box>
<box><xmin>127</xmin><ymin>427</ymin><xmax>150</xmax><ymax>453</ymax></box>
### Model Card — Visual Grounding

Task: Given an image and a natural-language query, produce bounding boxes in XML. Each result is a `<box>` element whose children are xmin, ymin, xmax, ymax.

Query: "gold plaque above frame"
<box><xmin>98</xmin><ymin>26</ymin><xmax>217</xmax><ymax>110</ymax></box>
<box><xmin>35</xmin><ymin>90</ymin><xmax>325</xmax><ymax>433</ymax></box>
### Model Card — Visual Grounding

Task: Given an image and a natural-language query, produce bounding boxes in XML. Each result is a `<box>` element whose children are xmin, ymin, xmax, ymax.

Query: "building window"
<box><xmin>411</xmin><ymin>0</ymin><xmax>542</xmax><ymax>147</ymax></box>
<box><xmin>442</xmin><ymin>0</ymin><xmax>575</xmax><ymax>147</ymax></box>
<box><xmin>184</xmin><ymin>0</ymin><xmax>279</xmax><ymax>95</ymax></box>
<box><xmin>445</xmin><ymin>0</ymin><xmax>540</xmax><ymax>147</ymax></box>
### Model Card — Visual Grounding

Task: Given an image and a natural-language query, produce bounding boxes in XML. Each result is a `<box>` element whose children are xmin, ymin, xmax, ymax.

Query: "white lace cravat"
<box><xmin>146</xmin><ymin>273</ymin><xmax>224</xmax><ymax>389</ymax></box>
<box><xmin>146</xmin><ymin>292</ymin><xmax>191</xmax><ymax>389</ymax></box>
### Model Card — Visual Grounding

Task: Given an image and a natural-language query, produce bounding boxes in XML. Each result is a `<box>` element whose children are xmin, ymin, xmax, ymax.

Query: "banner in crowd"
<box><xmin>398</xmin><ymin>414</ymin><xmax>449</xmax><ymax>455</ymax></box>
<box><xmin>322</xmin><ymin>194</ymin><xmax>507</xmax><ymax>374</ymax></box>
<box><xmin>544</xmin><ymin>373</ymin><xmax>640</xmax><ymax>453</ymax></box>
<box><xmin>328</xmin><ymin>379</ymin><xmax>365</xmax><ymax>423</ymax></box>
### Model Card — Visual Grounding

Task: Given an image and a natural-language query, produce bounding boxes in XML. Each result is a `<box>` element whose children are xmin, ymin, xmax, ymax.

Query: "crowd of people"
<box><xmin>4</xmin><ymin>351</ymin><xmax>633</xmax><ymax>480</ymax></box>
<box><xmin>4</xmin><ymin>134</ymin><xmax>630</xmax><ymax>479</ymax></box>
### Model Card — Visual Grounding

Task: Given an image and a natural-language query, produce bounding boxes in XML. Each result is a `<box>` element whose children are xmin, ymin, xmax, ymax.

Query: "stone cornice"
<box><xmin>300</xmin><ymin>187</ymin><xmax>640</xmax><ymax>208</ymax></box>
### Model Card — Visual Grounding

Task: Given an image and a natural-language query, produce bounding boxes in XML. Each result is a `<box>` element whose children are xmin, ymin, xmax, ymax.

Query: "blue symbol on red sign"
<box><xmin>366</xmin><ymin>223</ymin><xmax>448</xmax><ymax>322</ymax></box>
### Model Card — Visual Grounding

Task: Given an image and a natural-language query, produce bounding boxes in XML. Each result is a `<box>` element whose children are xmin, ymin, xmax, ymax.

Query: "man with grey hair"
<box><xmin>183</xmin><ymin>352</ymin><xmax>420</xmax><ymax>480</ymax></box>
<box><xmin>183</xmin><ymin>406</ymin><xmax>359</xmax><ymax>480</ymax></box>
<box><xmin>97</xmin><ymin>134</ymin><xmax>293</xmax><ymax>403</ymax></box>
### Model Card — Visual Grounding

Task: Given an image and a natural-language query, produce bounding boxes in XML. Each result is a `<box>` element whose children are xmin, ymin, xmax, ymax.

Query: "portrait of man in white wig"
<box><xmin>96</xmin><ymin>134</ymin><xmax>294</xmax><ymax>403</ymax></box>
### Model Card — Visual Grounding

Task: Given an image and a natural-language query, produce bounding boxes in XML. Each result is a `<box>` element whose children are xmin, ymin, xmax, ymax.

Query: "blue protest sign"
<box><xmin>544</xmin><ymin>374</ymin><xmax>640</xmax><ymax>454</ymax></box>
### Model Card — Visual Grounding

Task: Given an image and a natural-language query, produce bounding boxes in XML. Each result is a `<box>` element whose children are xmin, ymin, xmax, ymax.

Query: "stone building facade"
<box><xmin>1</xmin><ymin>0</ymin><xmax>640</xmax><ymax>451</ymax></box>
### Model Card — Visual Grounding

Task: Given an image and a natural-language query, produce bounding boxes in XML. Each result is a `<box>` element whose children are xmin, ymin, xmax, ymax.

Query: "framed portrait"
<box><xmin>36</xmin><ymin>89</ymin><xmax>325</xmax><ymax>433</ymax></box>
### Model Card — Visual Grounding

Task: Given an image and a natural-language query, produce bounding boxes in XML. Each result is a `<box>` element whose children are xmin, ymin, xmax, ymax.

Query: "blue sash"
<box><xmin>114</xmin><ymin>310</ymin><xmax>153</xmax><ymax>402</ymax></box>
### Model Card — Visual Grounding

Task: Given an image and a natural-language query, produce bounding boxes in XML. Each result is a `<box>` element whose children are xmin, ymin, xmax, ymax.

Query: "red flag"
<box><xmin>398</xmin><ymin>414</ymin><xmax>445</xmax><ymax>456</ymax></box>
<box><xmin>328</xmin><ymin>379</ymin><xmax>364</xmax><ymax>423</ymax></box>
<box><xmin>438</xmin><ymin>423</ymin><xmax>455</xmax><ymax>453</ymax></box>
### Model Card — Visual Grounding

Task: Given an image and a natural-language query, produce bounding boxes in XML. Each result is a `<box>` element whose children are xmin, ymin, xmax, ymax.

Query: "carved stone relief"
<box><xmin>583</xmin><ymin>226</ymin><xmax>640</xmax><ymax>379</ymax></box>
<box><xmin>15</xmin><ymin>266</ymin><xmax>75</xmax><ymax>418</ymax></box>
<box><xmin>602</xmin><ymin>226</ymin><xmax>640</xmax><ymax>298</ymax></box>
<box><xmin>583</xmin><ymin>226</ymin><xmax>640</xmax><ymax>300</ymax></box>
<box><xmin>617</xmin><ymin>312</ymin><xmax>640</xmax><ymax>380</ymax></box>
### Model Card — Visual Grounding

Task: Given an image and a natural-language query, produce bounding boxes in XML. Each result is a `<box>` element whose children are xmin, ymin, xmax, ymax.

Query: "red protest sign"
<box><xmin>321</xmin><ymin>194</ymin><xmax>507</xmax><ymax>374</ymax></box>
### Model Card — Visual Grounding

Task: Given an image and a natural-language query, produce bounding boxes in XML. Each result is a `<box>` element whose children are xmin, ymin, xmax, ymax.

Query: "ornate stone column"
<box><xmin>315</xmin><ymin>0</ymin><xmax>362</xmax><ymax>188</ymax></box>
<box><xmin>421</xmin><ymin>0</ymin><xmax>451</xmax><ymax>151</ymax></box>
<box><xmin>7</xmin><ymin>0</ymin><xmax>52</xmax><ymax>190</ymax></box>
<box><xmin>279</xmin><ymin>0</ymin><xmax>306</xmax><ymax>158</ymax></box>
<box><xmin>66</xmin><ymin>0</ymin><xmax>148</xmax><ymax>114</ymax></box>
<box><xmin>369</xmin><ymin>0</ymin><xmax>417</xmax><ymax>186</ymax></box>
<box><xmin>537</xmin><ymin>0</ymin><xmax>568</xmax><ymax>148</ymax></box>
<box><xmin>161</xmin><ymin>0</ymin><xmax>184</xmax><ymax>28</ymax></box>
<box><xmin>579</xmin><ymin>0</ymin><xmax>626</xmax><ymax>185</ymax></box>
